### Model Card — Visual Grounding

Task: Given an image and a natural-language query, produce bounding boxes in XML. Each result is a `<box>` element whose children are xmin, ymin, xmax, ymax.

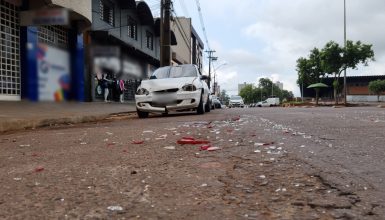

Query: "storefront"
<box><xmin>0</xmin><ymin>0</ymin><xmax>20</xmax><ymax>101</ymax></box>
<box><xmin>0</xmin><ymin>0</ymin><xmax>91</xmax><ymax>102</ymax></box>
<box><xmin>89</xmin><ymin>41</ymin><xmax>157</xmax><ymax>102</ymax></box>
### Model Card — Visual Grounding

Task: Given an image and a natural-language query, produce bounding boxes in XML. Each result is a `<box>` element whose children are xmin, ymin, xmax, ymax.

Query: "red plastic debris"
<box><xmin>107</xmin><ymin>143</ymin><xmax>115</xmax><ymax>147</ymax></box>
<box><xmin>231</xmin><ymin>116</ymin><xmax>240</xmax><ymax>121</ymax></box>
<box><xmin>35</xmin><ymin>166</ymin><xmax>44</xmax><ymax>172</ymax></box>
<box><xmin>207</xmin><ymin>125</ymin><xmax>213</xmax><ymax>129</ymax></box>
<box><xmin>182</xmin><ymin>136</ymin><xmax>195</xmax><ymax>140</ymax></box>
<box><xmin>122</xmin><ymin>149</ymin><xmax>128</xmax><ymax>153</ymax></box>
<box><xmin>177</xmin><ymin>138</ymin><xmax>210</xmax><ymax>145</ymax></box>
<box><xmin>200</xmin><ymin>145</ymin><xmax>211</xmax><ymax>151</ymax></box>
<box><xmin>31</xmin><ymin>153</ymin><xmax>38</xmax><ymax>157</ymax></box>
<box><xmin>132</xmin><ymin>140</ymin><xmax>144</xmax><ymax>144</ymax></box>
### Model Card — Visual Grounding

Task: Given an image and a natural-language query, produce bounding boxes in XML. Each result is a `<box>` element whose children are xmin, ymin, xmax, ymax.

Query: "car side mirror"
<box><xmin>200</xmin><ymin>75</ymin><xmax>208</xmax><ymax>80</ymax></box>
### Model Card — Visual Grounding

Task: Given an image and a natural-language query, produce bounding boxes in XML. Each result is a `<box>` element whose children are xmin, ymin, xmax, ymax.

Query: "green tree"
<box><xmin>239</xmin><ymin>85</ymin><xmax>254</xmax><ymax>104</ymax></box>
<box><xmin>219</xmin><ymin>90</ymin><xmax>230</xmax><ymax>105</ymax></box>
<box><xmin>296</xmin><ymin>48</ymin><xmax>326</xmax><ymax>96</ymax></box>
<box><xmin>369</xmin><ymin>80</ymin><xmax>385</xmax><ymax>102</ymax></box>
<box><xmin>238</xmin><ymin>78</ymin><xmax>295</xmax><ymax>104</ymax></box>
<box><xmin>321</xmin><ymin>40</ymin><xmax>374</xmax><ymax>104</ymax></box>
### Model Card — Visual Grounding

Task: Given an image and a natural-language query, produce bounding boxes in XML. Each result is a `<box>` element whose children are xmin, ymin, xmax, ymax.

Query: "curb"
<box><xmin>0</xmin><ymin>111</ymin><xmax>136</xmax><ymax>133</ymax></box>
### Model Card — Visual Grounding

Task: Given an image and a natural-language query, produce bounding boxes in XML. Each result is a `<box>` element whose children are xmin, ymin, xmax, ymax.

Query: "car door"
<box><xmin>197</xmin><ymin>67</ymin><xmax>209</xmax><ymax>103</ymax></box>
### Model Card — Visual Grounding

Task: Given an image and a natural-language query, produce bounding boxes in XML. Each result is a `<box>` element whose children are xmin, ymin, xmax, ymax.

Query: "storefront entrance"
<box><xmin>0</xmin><ymin>0</ymin><xmax>20</xmax><ymax>101</ymax></box>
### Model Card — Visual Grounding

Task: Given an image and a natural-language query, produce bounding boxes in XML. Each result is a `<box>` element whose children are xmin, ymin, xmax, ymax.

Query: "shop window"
<box><xmin>128</xmin><ymin>17</ymin><xmax>137</xmax><ymax>40</ymax></box>
<box><xmin>99</xmin><ymin>0</ymin><xmax>114</xmax><ymax>26</ymax></box>
<box><xmin>38</xmin><ymin>26</ymin><xmax>68</xmax><ymax>49</ymax></box>
<box><xmin>0</xmin><ymin>0</ymin><xmax>20</xmax><ymax>98</ymax></box>
<box><xmin>145</xmin><ymin>31</ymin><xmax>154</xmax><ymax>50</ymax></box>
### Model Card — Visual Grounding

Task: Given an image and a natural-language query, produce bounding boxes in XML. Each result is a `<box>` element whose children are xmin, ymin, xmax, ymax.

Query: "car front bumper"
<box><xmin>135</xmin><ymin>90</ymin><xmax>201</xmax><ymax>113</ymax></box>
<box><xmin>229</xmin><ymin>102</ymin><xmax>244</xmax><ymax>107</ymax></box>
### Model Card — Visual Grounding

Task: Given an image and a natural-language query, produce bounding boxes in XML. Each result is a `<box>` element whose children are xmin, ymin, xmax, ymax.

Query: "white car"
<box><xmin>229</xmin><ymin>95</ymin><xmax>244</xmax><ymax>108</ymax></box>
<box><xmin>135</xmin><ymin>64</ymin><xmax>211</xmax><ymax>118</ymax></box>
<box><xmin>257</xmin><ymin>98</ymin><xmax>280</xmax><ymax>107</ymax></box>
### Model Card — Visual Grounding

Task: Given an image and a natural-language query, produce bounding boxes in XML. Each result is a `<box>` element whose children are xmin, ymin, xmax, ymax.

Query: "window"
<box><xmin>128</xmin><ymin>17</ymin><xmax>137</xmax><ymax>40</ymax></box>
<box><xmin>145</xmin><ymin>31</ymin><xmax>153</xmax><ymax>50</ymax></box>
<box><xmin>0</xmin><ymin>0</ymin><xmax>20</xmax><ymax>98</ymax></box>
<box><xmin>38</xmin><ymin>26</ymin><xmax>68</xmax><ymax>49</ymax></box>
<box><xmin>99</xmin><ymin>0</ymin><xmax>114</xmax><ymax>26</ymax></box>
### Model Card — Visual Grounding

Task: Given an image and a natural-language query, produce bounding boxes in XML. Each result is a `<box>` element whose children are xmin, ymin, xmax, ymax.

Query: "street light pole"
<box><xmin>343</xmin><ymin>0</ymin><xmax>347</xmax><ymax>105</ymax></box>
<box><xmin>212</xmin><ymin>62</ymin><xmax>227</xmax><ymax>95</ymax></box>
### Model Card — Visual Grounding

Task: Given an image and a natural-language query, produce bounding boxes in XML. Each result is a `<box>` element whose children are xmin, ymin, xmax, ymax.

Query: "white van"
<box><xmin>257</xmin><ymin>98</ymin><xmax>280</xmax><ymax>107</ymax></box>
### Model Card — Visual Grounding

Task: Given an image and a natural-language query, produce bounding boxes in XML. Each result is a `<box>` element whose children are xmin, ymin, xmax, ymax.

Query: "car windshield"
<box><xmin>231</xmin><ymin>96</ymin><xmax>242</xmax><ymax>100</ymax></box>
<box><xmin>150</xmin><ymin>65</ymin><xmax>198</xmax><ymax>79</ymax></box>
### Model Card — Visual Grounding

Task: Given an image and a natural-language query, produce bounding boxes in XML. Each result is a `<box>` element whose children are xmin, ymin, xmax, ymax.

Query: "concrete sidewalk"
<box><xmin>0</xmin><ymin>101</ymin><xmax>137</xmax><ymax>133</ymax></box>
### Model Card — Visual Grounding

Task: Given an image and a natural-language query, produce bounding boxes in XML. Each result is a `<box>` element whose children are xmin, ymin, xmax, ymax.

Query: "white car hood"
<box><xmin>140</xmin><ymin>77</ymin><xmax>197</xmax><ymax>92</ymax></box>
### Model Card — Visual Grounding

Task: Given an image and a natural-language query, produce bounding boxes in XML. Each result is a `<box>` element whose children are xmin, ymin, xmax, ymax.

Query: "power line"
<box><xmin>195</xmin><ymin>0</ymin><xmax>210</xmax><ymax>51</ymax></box>
<box><xmin>171</xmin><ymin>11</ymin><xmax>192</xmax><ymax>55</ymax></box>
<box><xmin>176</xmin><ymin>0</ymin><xmax>190</xmax><ymax>17</ymax></box>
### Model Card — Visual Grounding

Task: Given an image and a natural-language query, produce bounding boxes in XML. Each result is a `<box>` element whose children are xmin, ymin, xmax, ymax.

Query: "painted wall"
<box><xmin>91</xmin><ymin>0</ymin><xmax>159</xmax><ymax>60</ymax></box>
<box><xmin>171</xmin><ymin>17</ymin><xmax>192</xmax><ymax>64</ymax></box>
<box><xmin>347</xmin><ymin>95</ymin><xmax>385</xmax><ymax>102</ymax></box>
<box><xmin>52</xmin><ymin>0</ymin><xmax>92</xmax><ymax>23</ymax></box>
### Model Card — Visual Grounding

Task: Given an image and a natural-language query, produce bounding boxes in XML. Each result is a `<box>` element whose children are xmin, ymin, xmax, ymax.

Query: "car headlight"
<box><xmin>182</xmin><ymin>84</ymin><xmax>197</xmax><ymax>91</ymax></box>
<box><xmin>136</xmin><ymin>88</ymin><xmax>149</xmax><ymax>95</ymax></box>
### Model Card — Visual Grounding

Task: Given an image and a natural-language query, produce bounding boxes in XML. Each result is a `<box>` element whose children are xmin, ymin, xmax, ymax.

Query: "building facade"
<box><xmin>0</xmin><ymin>0</ymin><xmax>91</xmax><ymax>102</ymax></box>
<box><xmin>238</xmin><ymin>82</ymin><xmax>252</xmax><ymax>95</ymax></box>
<box><xmin>301</xmin><ymin>75</ymin><xmax>385</xmax><ymax>101</ymax></box>
<box><xmin>275</xmin><ymin>81</ymin><xmax>283</xmax><ymax>90</ymax></box>
<box><xmin>89</xmin><ymin>0</ymin><xmax>163</xmax><ymax>102</ymax></box>
<box><xmin>171</xmin><ymin>17</ymin><xmax>204</xmax><ymax>72</ymax></box>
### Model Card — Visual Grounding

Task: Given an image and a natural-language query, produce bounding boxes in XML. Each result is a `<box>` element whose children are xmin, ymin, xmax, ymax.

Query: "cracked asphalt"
<box><xmin>0</xmin><ymin>106</ymin><xmax>384</xmax><ymax>219</ymax></box>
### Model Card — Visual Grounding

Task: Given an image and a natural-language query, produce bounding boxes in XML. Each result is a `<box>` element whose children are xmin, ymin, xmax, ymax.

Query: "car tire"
<box><xmin>137</xmin><ymin>109</ymin><xmax>149</xmax><ymax>118</ymax></box>
<box><xmin>197</xmin><ymin>93</ymin><xmax>205</xmax><ymax>115</ymax></box>
<box><xmin>205</xmin><ymin>97</ymin><xmax>211</xmax><ymax>113</ymax></box>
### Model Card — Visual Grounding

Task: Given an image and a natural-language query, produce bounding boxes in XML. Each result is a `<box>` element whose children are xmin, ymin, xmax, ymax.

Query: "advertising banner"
<box><xmin>37</xmin><ymin>43</ymin><xmax>70</xmax><ymax>101</ymax></box>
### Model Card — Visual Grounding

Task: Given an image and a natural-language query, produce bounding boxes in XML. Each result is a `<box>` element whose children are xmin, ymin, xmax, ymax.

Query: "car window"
<box><xmin>169</xmin><ymin>66</ymin><xmax>197</xmax><ymax>78</ymax></box>
<box><xmin>150</xmin><ymin>65</ymin><xmax>197</xmax><ymax>79</ymax></box>
<box><xmin>150</xmin><ymin>66</ymin><xmax>170</xmax><ymax>79</ymax></box>
<box><xmin>231</xmin><ymin>96</ymin><xmax>242</xmax><ymax>100</ymax></box>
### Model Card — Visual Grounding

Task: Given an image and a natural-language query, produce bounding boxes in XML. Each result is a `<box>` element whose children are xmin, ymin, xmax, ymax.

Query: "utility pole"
<box><xmin>343</xmin><ymin>0</ymin><xmax>347</xmax><ymax>105</ymax></box>
<box><xmin>205</xmin><ymin>50</ymin><xmax>217</xmax><ymax>90</ymax></box>
<box><xmin>160</xmin><ymin>0</ymin><xmax>171</xmax><ymax>67</ymax></box>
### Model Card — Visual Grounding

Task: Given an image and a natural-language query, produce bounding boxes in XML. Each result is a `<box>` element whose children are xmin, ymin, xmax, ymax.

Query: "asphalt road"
<box><xmin>0</xmin><ymin>106</ymin><xmax>384</xmax><ymax>219</ymax></box>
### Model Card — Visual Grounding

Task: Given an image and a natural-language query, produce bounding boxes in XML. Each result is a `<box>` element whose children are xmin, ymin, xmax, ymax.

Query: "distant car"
<box><xmin>257</xmin><ymin>98</ymin><xmax>280</xmax><ymax>107</ymax></box>
<box><xmin>229</xmin><ymin>95</ymin><xmax>244</xmax><ymax>108</ymax></box>
<box><xmin>135</xmin><ymin>64</ymin><xmax>211</xmax><ymax>118</ymax></box>
<box><xmin>212</xmin><ymin>96</ymin><xmax>222</xmax><ymax>109</ymax></box>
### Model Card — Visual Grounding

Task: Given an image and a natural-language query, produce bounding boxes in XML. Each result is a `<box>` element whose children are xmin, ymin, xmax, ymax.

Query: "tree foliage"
<box><xmin>368</xmin><ymin>80</ymin><xmax>385</xmax><ymax>102</ymax></box>
<box><xmin>219</xmin><ymin>90</ymin><xmax>230</xmax><ymax>105</ymax></box>
<box><xmin>296</xmin><ymin>48</ymin><xmax>325</xmax><ymax>87</ymax></box>
<box><xmin>239</xmin><ymin>78</ymin><xmax>294</xmax><ymax>104</ymax></box>
<box><xmin>297</xmin><ymin>40</ymin><xmax>375</xmax><ymax>104</ymax></box>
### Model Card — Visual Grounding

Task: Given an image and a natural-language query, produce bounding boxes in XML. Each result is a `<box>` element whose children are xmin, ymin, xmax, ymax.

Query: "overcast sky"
<box><xmin>148</xmin><ymin>0</ymin><xmax>385</xmax><ymax>96</ymax></box>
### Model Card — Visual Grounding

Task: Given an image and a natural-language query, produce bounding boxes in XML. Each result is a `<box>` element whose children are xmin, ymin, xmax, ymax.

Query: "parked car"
<box><xmin>229</xmin><ymin>95</ymin><xmax>244</xmax><ymax>108</ymax></box>
<box><xmin>211</xmin><ymin>96</ymin><xmax>222</xmax><ymax>109</ymax></box>
<box><xmin>257</xmin><ymin>97</ymin><xmax>280</xmax><ymax>107</ymax></box>
<box><xmin>135</xmin><ymin>64</ymin><xmax>211</xmax><ymax>118</ymax></box>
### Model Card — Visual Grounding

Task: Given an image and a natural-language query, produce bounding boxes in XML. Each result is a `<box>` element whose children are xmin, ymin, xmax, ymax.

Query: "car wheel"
<box><xmin>137</xmin><ymin>109</ymin><xmax>149</xmax><ymax>118</ymax></box>
<box><xmin>205</xmin><ymin>97</ymin><xmax>211</xmax><ymax>112</ymax></box>
<box><xmin>197</xmin><ymin>93</ymin><xmax>205</xmax><ymax>115</ymax></box>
